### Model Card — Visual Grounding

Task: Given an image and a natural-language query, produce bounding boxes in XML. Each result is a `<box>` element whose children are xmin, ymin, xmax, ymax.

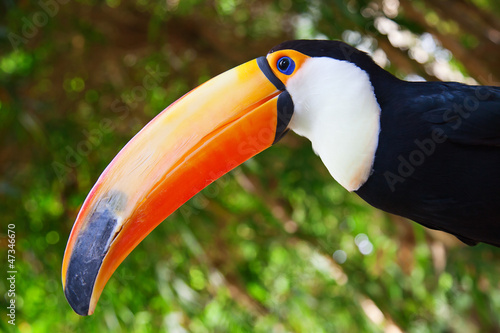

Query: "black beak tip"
<box><xmin>64</xmin><ymin>283</ymin><xmax>91</xmax><ymax>316</ymax></box>
<box><xmin>63</xmin><ymin>207</ymin><xmax>119</xmax><ymax>316</ymax></box>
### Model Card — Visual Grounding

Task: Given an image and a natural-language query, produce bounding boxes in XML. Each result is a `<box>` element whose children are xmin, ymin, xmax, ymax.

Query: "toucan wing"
<box><xmin>422</xmin><ymin>83</ymin><xmax>500</xmax><ymax>146</ymax></box>
<box><xmin>367</xmin><ymin>82</ymin><xmax>500</xmax><ymax>246</ymax></box>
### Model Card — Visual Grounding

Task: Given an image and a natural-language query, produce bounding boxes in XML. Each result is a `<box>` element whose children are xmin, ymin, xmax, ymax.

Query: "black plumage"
<box><xmin>272</xmin><ymin>40</ymin><xmax>500</xmax><ymax>246</ymax></box>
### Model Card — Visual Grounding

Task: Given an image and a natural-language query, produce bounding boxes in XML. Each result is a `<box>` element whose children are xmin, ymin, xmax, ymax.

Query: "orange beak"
<box><xmin>61</xmin><ymin>57</ymin><xmax>293</xmax><ymax>315</ymax></box>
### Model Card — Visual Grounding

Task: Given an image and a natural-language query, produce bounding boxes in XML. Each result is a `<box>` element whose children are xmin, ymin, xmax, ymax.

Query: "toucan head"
<box><xmin>62</xmin><ymin>40</ymin><xmax>384</xmax><ymax>315</ymax></box>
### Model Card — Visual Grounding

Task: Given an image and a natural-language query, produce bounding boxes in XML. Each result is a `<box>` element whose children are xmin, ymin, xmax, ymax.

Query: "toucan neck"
<box><xmin>286</xmin><ymin>57</ymin><xmax>382</xmax><ymax>191</ymax></box>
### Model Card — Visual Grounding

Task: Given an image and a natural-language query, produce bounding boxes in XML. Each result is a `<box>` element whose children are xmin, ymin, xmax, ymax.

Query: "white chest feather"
<box><xmin>286</xmin><ymin>57</ymin><xmax>381</xmax><ymax>191</ymax></box>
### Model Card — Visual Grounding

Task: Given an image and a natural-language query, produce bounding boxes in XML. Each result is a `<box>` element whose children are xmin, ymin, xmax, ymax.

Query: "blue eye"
<box><xmin>277</xmin><ymin>56</ymin><xmax>295</xmax><ymax>75</ymax></box>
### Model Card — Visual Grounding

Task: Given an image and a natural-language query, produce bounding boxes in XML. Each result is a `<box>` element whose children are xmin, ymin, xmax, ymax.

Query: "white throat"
<box><xmin>287</xmin><ymin>57</ymin><xmax>381</xmax><ymax>191</ymax></box>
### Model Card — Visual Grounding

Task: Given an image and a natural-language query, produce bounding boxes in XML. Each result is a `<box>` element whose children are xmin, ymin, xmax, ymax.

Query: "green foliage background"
<box><xmin>1</xmin><ymin>0</ymin><xmax>500</xmax><ymax>332</ymax></box>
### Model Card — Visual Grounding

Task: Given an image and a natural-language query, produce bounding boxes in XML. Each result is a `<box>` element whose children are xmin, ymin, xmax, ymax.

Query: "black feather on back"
<box><xmin>357</xmin><ymin>79</ymin><xmax>500</xmax><ymax>247</ymax></box>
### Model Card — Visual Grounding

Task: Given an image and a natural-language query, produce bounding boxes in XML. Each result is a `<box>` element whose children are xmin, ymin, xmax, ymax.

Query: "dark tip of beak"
<box><xmin>64</xmin><ymin>208</ymin><xmax>118</xmax><ymax>316</ymax></box>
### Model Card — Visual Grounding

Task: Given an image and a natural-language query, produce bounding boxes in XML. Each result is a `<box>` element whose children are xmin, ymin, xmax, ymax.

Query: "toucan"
<box><xmin>62</xmin><ymin>40</ymin><xmax>500</xmax><ymax>315</ymax></box>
